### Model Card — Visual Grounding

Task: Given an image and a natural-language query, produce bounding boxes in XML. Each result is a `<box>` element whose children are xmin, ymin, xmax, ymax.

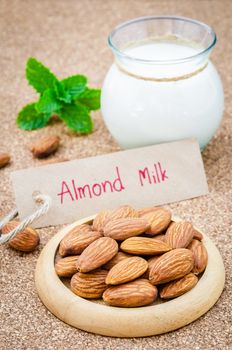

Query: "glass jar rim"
<box><xmin>108</xmin><ymin>16</ymin><xmax>217</xmax><ymax>64</ymax></box>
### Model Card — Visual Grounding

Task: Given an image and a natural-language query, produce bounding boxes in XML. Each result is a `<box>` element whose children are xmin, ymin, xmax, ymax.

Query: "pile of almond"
<box><xmin>55</xmin><ymin>206</ymin><xmax>208</xmax><ymax>308</ymax></box>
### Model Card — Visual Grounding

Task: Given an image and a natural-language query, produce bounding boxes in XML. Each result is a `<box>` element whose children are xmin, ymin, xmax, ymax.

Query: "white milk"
<box><xmin>101</xmin><ymin>41</ymin><xmax>224</xmax><ymax>149</ymax></box>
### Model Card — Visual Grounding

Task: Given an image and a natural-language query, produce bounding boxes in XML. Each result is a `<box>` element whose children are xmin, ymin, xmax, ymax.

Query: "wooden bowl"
<box><xmin>35</xmin><ymin>216</ymin><xmax>225</xmax><ymax>337</ymax></box>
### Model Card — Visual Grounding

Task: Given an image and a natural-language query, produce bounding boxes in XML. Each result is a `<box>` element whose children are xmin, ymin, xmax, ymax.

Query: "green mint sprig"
<box><xmin>17</xmin><ymin>58</ymin><xmax>101</xmax><ymax>134</ymax></box>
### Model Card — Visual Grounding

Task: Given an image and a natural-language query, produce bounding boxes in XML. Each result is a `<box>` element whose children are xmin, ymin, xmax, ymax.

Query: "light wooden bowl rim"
<box><xmin>35</xmin><ymin>215</ymin><xmax>225</xmax><ymax>337</ymax></box>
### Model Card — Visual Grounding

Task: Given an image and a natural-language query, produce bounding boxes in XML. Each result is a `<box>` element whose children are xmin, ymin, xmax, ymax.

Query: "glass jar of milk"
<box><xmin>101</xmin><ymin>16</ymin><xmax>224</xmax><ymax>149</ymax></box>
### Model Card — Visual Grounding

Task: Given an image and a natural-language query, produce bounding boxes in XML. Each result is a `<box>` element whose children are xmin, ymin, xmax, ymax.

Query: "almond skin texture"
<box><xmin>139</xmin><ymin>207</ymin><xmax>172</xmax><ymax>235</ymax></box>
<box><xmin>149</xmin><ymin>248</ymin><xmax>194</xmax><ymax>285</ymax></box>
<box><xmin>92</xmin><ymin>210</ymin><xmax>110</xmax><ymax>232</ymax></box>
<box><xmin>58</xmin><ymin>225</ymin><xmax>100</xmax><ymax>257</ymax></box>
<box><xmin>120</xmin><ymin>237</ymin><xmax>171</xmax><ymax>255</ymax></box>
<box><xmin>106</xmin><ymin>257</ymin><xmax>148</xmax><ymax>285</ymax></box>
<box><xmin>104</xmin><ymin>252</ymin><xmax>132</xmax><ymax>270</ymax></box>
<box><xmin>160</xmin><ymin>273</ymin><xmax>198</xmax><ymax>299</ymax></box>
<box><xmin>30</xmin><ymin>135</ymin><xmax>60</xmax><ymax>158</ymax></box>
<box><xmin>55</xmin><ymin>255</ymin><xmax>79</xmax><ymax>277</ymax></box>
<box><xmin>0</xmin><ymin>153</ymin><xmax>10</xmax><ymax>168</ymax></box>
<box><xmin>188</xmin><ymin>239</ymin><xmax>208</xmax><ymax>274</ymax></box>
<box><xmin>105</xmin><ymin>205</ymin><xmax>138</xmax><ymax>224</ymax></box>
<box><xmin>2</xmin><ymin>221</ymin><xmax>40</xmax><ymax>252</ymax></box>
<box><xmin>137</xmin><ymin>207</ymin><xmax>158</xmax><ymax>216</ymax></box>
<box><xmin>165</xmin><ymin>221</ymin><xmax>194</xmax><ymax>248</ymax></box>
<box><xmin>76</xmin><ymin>237</ymin><xmax>118</xmax><ymax>272</ymax></box>
<box><xmin>71</xmin><ymin>269</ymin><xmax>108</xmax><ymax>299</ymax></box>
<box><xmin>103</xmin><ymin>279</ymin><xmax>158</xmax><ymax>307</ymax></box>
<box><xmin>103</xmin><ymin>218</ymin><xmax>150</xmax><ymax>241</ymax></box>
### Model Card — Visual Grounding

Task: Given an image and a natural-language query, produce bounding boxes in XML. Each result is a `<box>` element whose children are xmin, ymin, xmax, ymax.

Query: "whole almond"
<box><xmin>58</xmin><ymin>224</ymin><xmax>100</xmax><ymax>257</ymax></box>
<box><xmin>0</xmin><ymin>153</ymin><xmax>10</xmax><ymax>169</ymax></box>
<box><xmin>2</xmin><ymin>221</ymin><xmax>39</xmax><ymax>252</ymax></box>
<box><xmin>165</xmin><ymin>221</ymin><xmax>194</xmax><ymax>248</ymax></box>
<box><xmin>160</xmin><ymin>273</ymin><xmax>198</xmax><ymax>299</ymax></box>
<box><xmin>149</xmin><ymin>248</ymin><xmax>194</xmax><ymax>285</ymax></box>
<box><xmin>103</xmin><ymin>218</ymin><xmax>150</xmax><ymax>241</ymax></box>
<box><xmin>139</xmin><ymin>207</ymin><xmax>172</xmax><ymax>235</ymax></box>
<box><xmin>30</xmin><ymin>135</ymin><xmax>60</xmax><ymax>158</ymax></box>
<box><xmin>92</xmin><ymin>210</ymin><xmax>110</xmax><ymax>232</ymax></box>
<box><xmin>193</xmin><ymin>229</ymin><xmax>203</xmax><ymax>241</ymax></box>
<box><xmin>103</xmin><ymin>279</ymin><xmax>158</xmax><ymax>307</ymax></box>
<box><xmin>76</xmin><ymin>237</ymin><xmax>118</xmax><ymax>272</ymax></box>
<box><xmin>71</xmin><ymin>269</ymin><xmax>108</xmax><ymax>299</ymax></box>
<box><xmin>55</xmin><ymin>255</ymin><xmax>79</xmax><ymax>277</ymax></box>
<box><xmin>120</xmin><ymin>237</ymin><xmax>171</xmax><ymax>255</ymax></box>
<box><xmin>106</xmin><ymin>257</ymin><xmax>148</xmax><ymax>285</ymax></box>
<box><xmin>104</xmin><ymin>252</ymin><xmax>132</xmax><ymax>270</ymax></box>
<box><xmin>105</xmin><ymin>205</ymin><xmax>138</xmax><ymax>223</ymax></box>
<box><xmin>188</xmin><ymin>239</ymin><xmax>208</xmax><ymax>274</ymax></box>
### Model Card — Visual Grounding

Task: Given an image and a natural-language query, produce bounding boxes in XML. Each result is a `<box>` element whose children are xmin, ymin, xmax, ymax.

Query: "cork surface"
<box><xmin>0</xmin><ymin>0</ymin><xmax>231</xmax><ymax>349</ymax></box>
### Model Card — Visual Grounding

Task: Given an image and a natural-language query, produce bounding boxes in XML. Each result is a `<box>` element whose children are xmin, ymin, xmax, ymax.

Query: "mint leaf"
<box><xmin>78</xmin><ymin>88</ymin><xmax>101</xmax><ymax>110</ymax></box>
<box><xmin>26</xmin><ymin>58</ymin><xmax>59</xmax><ymax>94</ymax></box>
<box><xmin>59</xmin><ymin>102</ymin><xmax>93</xmax><ymax>133</ymax></box>
<box><xmin>54</xmin><ymin>81</ymin><xmax>72</xmax><ymax>104</ymax></box>
<box><xmin>18</xmin><ymin>57</ymin><xmax>100</xmax><ymax>134</ymax></box>
<box><xmin>36</xmin><ymin>89</ymin><xmax>61</xmax><ymax>114</ymax></box>
<box><xmin>61</xmin><ymin>75</ymin><xmax>87</xmax><ymax>99</ymax></box>
<box><xmin>17</xmin><ymin>103</ymin><xmax>51</xmax><ymax>130</ymax></box>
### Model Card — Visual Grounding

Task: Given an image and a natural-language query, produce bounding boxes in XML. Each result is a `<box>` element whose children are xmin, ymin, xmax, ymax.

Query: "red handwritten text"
<box><xmin>57</xmin><ymin>166</ymin><xmax>125</xmax><ymax>204</ymax></box>
<box><xmin>139</xmin><ymin>162</ymin><xmax>168</xmax><ymax>186</ymax></box>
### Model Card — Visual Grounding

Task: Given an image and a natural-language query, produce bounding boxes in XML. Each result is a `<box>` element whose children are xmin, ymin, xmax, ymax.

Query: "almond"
<box><xmin>76</xmin><ymin>237</ymin><xmax>118</xmax><ymax>272</ymax></box>
<box><xmin>30</xmin><ymin>135</ymin><xmax>60</xmax><ymax>158</ymax></box>
<box><xmin>103</xmin><ymin>252</ymin><xmax>132</xmax><ymax>270</ymax></box>
<box><xmin>71</xmin><ymin>269</ymin><xmax>108</xmax><ymax>299</ymax></box>
<box><xmin>188</xmin><ymin>239</ymin><xmax>208</xmax><ymax>274</ymax></box>
<box><xmin>0</xmin><ymin>153</ymin><xmax>10</xmax><ymax>169</ymax></box>
<box><xmin>55</xmin><ymin>255</ymin><xmax>79</xmax><ymax>277</ymax></box>
<box><xmin>149</xmin><ymin>248</ymin><xmax>194</xmax><ymax>285</ymax></box>
<box><xmin>103</xmin><ymin>218</ymin><xmax>150</xmax><ymax>241</ymax></box>
<box><xmin>92</xmin><ymin>210</ymin><xmax>110</xmax><ymax>232</ymax></box>
<box><xmin>139</xmin><ymin>207</ymin><xmax>172</xmax><ymax>235</ymax></box>
<box><xmin>58</xmin><ymin>224</ymin><xmax>100</xmax><ymax>257</ymax></box>
<box><xmin>103</xmin><ymin>279</ymin><xmax>158</xmax><ymax>307</ymax></box>
<box><xmin>2</xmin><ymin>221</ymin><xmax>40</xmax><ymax>252</ymax></box>
<box><xmin>160</xmin><ymin>273</ymin><xmax>198</xmax><ymax>299</ymax></box>
<box><xmin>106</xmin><ymin>257</ymin><xmax>148</xmax><ymax>285</ymax></box>
<box><xmin>105</xmin><ymin>205</ymin><xmax>138</xmax><ymax>223</ymax></box>
<box><xmin>193</xmin><ymin>229</ymin><xmax>203</xmax><ymax>241</ymax></box>
<box><xmin>120</xmin><ymin>237</ymin><xmax>171</xmax><ymax>255</ymax></box>
<box><xmin>165</xmin><ymin>221</ymin><xmax>194</xmax><ymax>248</ymax></box>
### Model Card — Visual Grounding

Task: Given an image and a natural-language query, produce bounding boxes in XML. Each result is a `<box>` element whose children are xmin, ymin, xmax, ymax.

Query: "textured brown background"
<box><xmin>0</xmin><ymin>0</ymin><xmax>231</xmax><ymax>349</ymax></box>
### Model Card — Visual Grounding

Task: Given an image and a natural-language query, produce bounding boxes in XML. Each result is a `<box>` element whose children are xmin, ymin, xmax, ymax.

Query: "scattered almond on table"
<box><xmin>29</xmin><ymin>135</ymin><xmax>60</xmax><ymax>158</ymax></box>
<box><xmin>2</xmin><ymin>220</ymin><xmax>40</xmax><ymax>252</ymax></box>
<box><xmin>0</xmin><ymin>152</ymin><xmax>11</xmax><ymax>169</ymax></box>
<box><xmin>55</xmin><ymin>205</ymin><xmax>208</xmax><ymax>307</ymax></box>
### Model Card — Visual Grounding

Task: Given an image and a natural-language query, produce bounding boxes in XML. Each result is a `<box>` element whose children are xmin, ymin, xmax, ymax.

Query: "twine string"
<box><xmin>0</xmin><ymin>194</ymin><xmax>51</xmax><ymax>244</ymax></box>
<box><xmin>0</xmin><ymin>208</ymin><xmax>18</xmax><ymax>231</ymax></box>
<box><xmin>115</xmin><ymin>61</ymin><xmax>208</xmax><ymax>82</ymax></box>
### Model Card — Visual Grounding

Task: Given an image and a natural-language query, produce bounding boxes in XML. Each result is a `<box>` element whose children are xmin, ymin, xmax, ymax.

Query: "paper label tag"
<box><xmin>11</xmin><ymin>139</ymin><xmax>208</xmax><ymax>228</ymax></box>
